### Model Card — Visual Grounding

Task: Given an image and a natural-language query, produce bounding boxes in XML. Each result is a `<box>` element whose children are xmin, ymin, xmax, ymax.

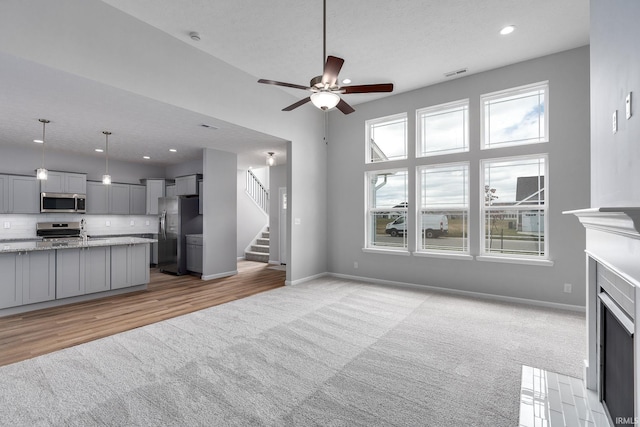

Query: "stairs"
<box><xmin>245</xmin><ymin>227</ymin><xmax>270</xmax><ymax>263</ymax></box>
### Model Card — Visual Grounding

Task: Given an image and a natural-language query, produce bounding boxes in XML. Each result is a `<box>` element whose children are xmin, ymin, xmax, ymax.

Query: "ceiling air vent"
<box><xmin>200</xmin><ymin>123</ymin><xmax>218</xmax><ymax>130</ymax></box>
<box><xmin>444</xmin><ymin>68</ymin><xmax>468</xmax><ymax>78</ymax></box>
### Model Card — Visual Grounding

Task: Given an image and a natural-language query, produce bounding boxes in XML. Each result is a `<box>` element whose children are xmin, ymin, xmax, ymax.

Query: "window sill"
<box><xmin>475</xmin><ymin>255</ymin><xmax>554</xmax><ymax>267</ymax></box>
<box><xmin>413</xmin><ymin>251</ymin><xmax>473</xmax><ymax>261</ymax></box>
<box><xmin>362</xmin><ymin>248</ymin><xmax>410</xmax><ymax>256</ymax></box>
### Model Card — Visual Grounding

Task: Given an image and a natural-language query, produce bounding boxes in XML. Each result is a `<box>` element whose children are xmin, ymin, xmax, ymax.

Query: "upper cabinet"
<box><xmin>144</xmin><ymin>179</ymin><xmax>166</xmax><ymax>215</ymax></box>
<box><xmin>175</xmin><ymin>174</ymin><xmax>202</xmax><ymax>196</ymax></box>
<box><xmin>7</xmin><ymin>175</ymin><xmax>39</xmax><ymax>214</ymax></box>
<box><xmin>40</xmin><ymin>171</ymin><xmax>86</xmax><ymax>194</ymax></box>
<box><xmin>165</xmin><ymin>184</ymin><xmax>176</xmax><ymax>198</ymax></box>
<box><xmin>109</xmin><ymin>183</ymin><xmax>130</xmax><ymax>215</ymax></box>
<box><xmin>129</xmin><ymin>184</ymin><xmax>146</xmax><ymax>215</ymax></box>
<box><xmin>86</xmin><ymin>181</ymin><xmax>142</xmax><ymax>215</ymax></box>
<box><xmin>198</xmin><ymin>180</ymin><xmax>203</xmax><ymax>215</ymax></box>
<box><xmin>0</xmin><ymin>175</ymin><xmax>7</xmax><ymax>213</ymax></box>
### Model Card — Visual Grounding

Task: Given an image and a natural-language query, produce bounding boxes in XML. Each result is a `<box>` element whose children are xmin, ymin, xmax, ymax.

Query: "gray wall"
<box><xmin>202</xmin><ymin>148</ymin><xmax>237</xmax><ymax>278</ymax></box>
<box><xmin>326</xmin><ymin>47</ymin><xmax>590</xmax><ymax>307</ymax></box>
<box><xmin>0</xmin><ymin>145</ymin><xmax>166</xmax><ymax>184</ymax></box>
<box><xmin>590</xmin><ymin>0</ymin><xmax>640</xmax><ymax>207</ymax></box>
<box><xmin>165</xmin><ymin>158</ymin><xmax>203</xmax><ymax>179</ymax></box>
<box><xmin>269</xmin><ymin>164</ymin><xmax>287</xmax><ymax>264</ymax></box>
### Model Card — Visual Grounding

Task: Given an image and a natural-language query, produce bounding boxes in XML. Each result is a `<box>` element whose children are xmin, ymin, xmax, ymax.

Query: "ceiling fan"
<box><xmin>258</xmin><ymin>0</ymin><xmax>394</xmax><ymax>115</ymax></box>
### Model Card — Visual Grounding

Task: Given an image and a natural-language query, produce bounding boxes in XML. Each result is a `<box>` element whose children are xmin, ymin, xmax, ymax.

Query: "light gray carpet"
<box><xmin>0</xmin><ymin>277</ymin><xmax>585</xmax><ymax>426</ymax></box>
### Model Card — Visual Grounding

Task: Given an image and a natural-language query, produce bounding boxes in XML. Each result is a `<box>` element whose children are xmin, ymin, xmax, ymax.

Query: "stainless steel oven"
<box><xmin>40</xmin><ymin>192</ymin><xmax>86</xmax><ymax>213</ymax></box>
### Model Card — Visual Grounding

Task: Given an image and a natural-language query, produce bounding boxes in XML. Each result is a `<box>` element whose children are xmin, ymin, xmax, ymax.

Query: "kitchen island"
<box><xmin>0</xmin><ymin>237</ymin><xmax>156</xmax><ymax>316</ymax></box>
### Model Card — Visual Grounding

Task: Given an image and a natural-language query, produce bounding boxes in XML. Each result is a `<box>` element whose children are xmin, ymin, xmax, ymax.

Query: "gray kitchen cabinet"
<box><xmin>186</xmin><ymin>234</ymin><xmax>203</xmax><ymax>274</ymax></box>
<box><xmin>0</xmin><ymin>251</ymin><xmax>55</xmax><ymax>309</ymax></box>
<box><xmin>129</xmin><ymin>184</ymin><xmax>146</xmax><ymax>215</ymax></box>
<box><xmin>86</xmin><ymin>181</ymin><xmax>109</xmax><ymax>214</ymax></box>
<box><xmin>109</xmin><ymin>183</ymin><xmax>130</xmax><ymax>214</ymax></box>
<box><xmin>175</xmin><ymin>174</ymin><xmax>202</xmax><ymax>196</ymax></box>
<box><xmin>165</xmin><ymin>184</ymin><xmax>176</xmax><ymax>197</ymax></box>
<box><xmin>111</xmin><ymin>244</ymin><xmax>149</xmax><ymax>290</ymax></box>
<box><xmin>40</xmin><ymin>171</ymin><xmax>86</xmax><ymax>194</ymax></box>
<box><xmin>0</xmin><ymin>175</ymin><xmax>7</xmax><ymax>213</ymax></box>
<box><xmin>198</xmin><ymin>181</ymin><xmax>203</xmax><ymax>214</ymax></box>
<box><xmin>56</xmin><ymin>246</ymin><xmax>110</xmax><ymax>299</ymax></box>
<box><xmin>8</xmin><ymin>175</ymin><xmax>39</xmax><ymax>213</ymax></box>
<box><xmin>144</xmin><ymin>179</ymin><xmax>165</xmax><ymax>215</ymax></box>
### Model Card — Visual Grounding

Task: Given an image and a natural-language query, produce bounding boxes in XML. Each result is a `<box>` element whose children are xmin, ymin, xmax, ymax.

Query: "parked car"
<box><xmin>385</xmin><ymin>214</ymin><xmax>449</xmax><ymax>238</ymax></box>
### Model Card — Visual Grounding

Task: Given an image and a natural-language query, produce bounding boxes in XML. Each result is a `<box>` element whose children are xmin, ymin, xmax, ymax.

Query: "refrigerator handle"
<box><xmin>160</xmin><ymin>210</ymin><xmax>166</xmax><ymax>239</ymax></box>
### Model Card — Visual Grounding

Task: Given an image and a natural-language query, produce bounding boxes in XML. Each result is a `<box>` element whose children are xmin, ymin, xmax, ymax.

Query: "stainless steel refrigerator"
<box><xmin>158</xmin><ymin>196</ymin><xmax>201</xmax><ymax>275</ymax></box>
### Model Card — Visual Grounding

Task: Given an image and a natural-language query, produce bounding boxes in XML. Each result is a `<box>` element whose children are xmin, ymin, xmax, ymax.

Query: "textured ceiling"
<box><xmin>1</xmin><ymin>0</ymin><xmax>589</xmax><ymax>169</ymax></box>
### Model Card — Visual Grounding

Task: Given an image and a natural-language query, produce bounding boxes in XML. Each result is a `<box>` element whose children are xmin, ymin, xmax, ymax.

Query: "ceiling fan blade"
<box><xmin>282</xmin><ymin>97</ymin><xmax>311</xmax><ymax>111</ymax></box>
<box><xmin>321</xmin><ymin>56</ymin><xmax>344</xmax><ymax>87</ymax></box>
<box><xmin>336</xmin><ymin>98</ymin><xmax>355</xmax><ymax>115</ymax></box>
<box><xmin>341</xmin><ymin>83</ymin><xmax>394</xmax><ymax>94</ymax></box>
<box><xmin>258</xmin><ymin>79</ymin><xmax>309</xmax><ymax>91</ymax></box>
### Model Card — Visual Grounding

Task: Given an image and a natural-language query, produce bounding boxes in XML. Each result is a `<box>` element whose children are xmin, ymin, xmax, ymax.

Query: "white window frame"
<box><xmin>416</xmin><ymin>99</ymin><xmax>469</xmax><ymax>157</ymax></box>
<box><xmin>480</xmin><ymin>81</ymin><xmax>549</xmax><ymax>150</ymax></box>
<box><xmin>479</xmin><ymin>154</ymin><xmax>549</xmax><ymax>261</ymax></box>
<box><xmin>365</xmin><ymin>112</ymin><xmax>408</xmax><ymax>164</ymax></box>
<box><xmin>364</xmin><ymin>168</ymin><xmax>409</xmax><ymax>253</ymax></box>
<box><xmin>416</xmin><ymin>162</ymin><xmax>470</xmax><ymax>255</ymax></box>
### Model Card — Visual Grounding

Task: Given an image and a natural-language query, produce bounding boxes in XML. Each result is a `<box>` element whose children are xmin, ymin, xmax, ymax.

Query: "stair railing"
<box><xmin>246</xmin><ymin>169</ymin><xmax>269</xmax><ymax>214</ymax></box>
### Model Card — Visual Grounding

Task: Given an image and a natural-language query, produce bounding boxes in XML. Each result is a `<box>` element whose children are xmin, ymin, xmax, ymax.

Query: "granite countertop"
<box><xmin>0</xmin><ymin>237</ymin><xmax>157</xmax><ymax>253</ymax></box>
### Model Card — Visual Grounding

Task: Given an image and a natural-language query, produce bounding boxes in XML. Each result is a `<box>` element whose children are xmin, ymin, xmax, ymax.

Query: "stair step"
<box><xmin>262</xmin><ymin>232</ymin><xmax>270</xmax><ymax>238</ymax></box>
<box><xmin>245</xmin><ymin>251</ymin><xmax>269</xmax><ymax>263</ymax></box>
<box><xmin>256</xmin><ymin>238</ymin><xmax>269</xmax><ymax>245</ymax></box>
<box><xmin>251</xmin><ymin>244</ymin><xmax>270</xmax><ymax>253</ymax></box>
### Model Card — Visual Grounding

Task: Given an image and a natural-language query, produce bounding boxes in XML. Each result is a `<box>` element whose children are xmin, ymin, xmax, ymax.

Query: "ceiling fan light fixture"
<box><xmin>311</xmin><ymin>91</ymin><xmax>340</xmax><ymax>111</ymax></box>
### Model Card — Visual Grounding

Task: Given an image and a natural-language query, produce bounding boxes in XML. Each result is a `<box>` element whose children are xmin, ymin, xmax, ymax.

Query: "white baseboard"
<box><xmin>237</xmin><ymin>256</ymin><xmax>245</xmax><ymax>261</ymax></box>
<box><xmin>285</xmin><ymin>272</ymin><xmax>328</xmax><ymax>286</ymax></box>
<box><xmin>328</xmin><ymin>272</ymin><xmax>585</xmax><ymax>312</ymax></box>
<box><xmin>201</xmin><ymin>270</ymin><xmax>238</xmax><ymax>280</ymax></box>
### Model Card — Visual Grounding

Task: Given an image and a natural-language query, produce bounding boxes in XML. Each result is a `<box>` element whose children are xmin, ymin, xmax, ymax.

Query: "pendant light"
<box><xmin>36</xmin><ymin>119</ymin><xmax>50</xmax><ymax>180</ymax></box>
<box><xmin>266</xmin><ymin>152</ymin><xmax>276</xmax><ymax>167</ymax></box>
<box><xmin>102</xmin><ymin>131</ymin><xmax>112</xmax><ymax>185</ymax></box>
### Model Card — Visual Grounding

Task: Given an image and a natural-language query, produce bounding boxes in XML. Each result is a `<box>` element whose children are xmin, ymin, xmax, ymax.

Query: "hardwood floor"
<box><xmin>0</xmin><ymin>261</ymin><xmax>285</xmax><ymax>367</ymax></box>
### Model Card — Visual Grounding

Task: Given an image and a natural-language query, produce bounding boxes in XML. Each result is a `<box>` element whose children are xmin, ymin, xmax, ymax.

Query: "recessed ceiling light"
<box><xmin>143</xmin><ymin>156</ymin><xmax>150</xmax><ymax>160</ymax></box>
<box><xmin>95</xmin><ymin>148</ymin><xmax>104</xmax><ymax>153</ymax></box>
<box><xmin>500</xmin><ymin>25</ymin><xmax>515</xmax><ymax>35</ymax></box>
<box><xmin>342</xmin><ymin>78</ymin><xmax>351</xmax><ymax>84</ymax></box>
<box><xmin>169</xmin><ymin>148</ymin><xmax>177</xmax><ymax>152</ymax></box>
<box><xmin>33</xmin><ymin>139</ymin><xmax>43</xmax><ymax>144</ymax></box>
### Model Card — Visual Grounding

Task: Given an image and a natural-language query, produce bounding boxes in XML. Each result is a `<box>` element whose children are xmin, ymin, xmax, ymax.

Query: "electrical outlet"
<box><xmin>564</xmin><ymin>283</ymin><xmax>572</xmax><ymax>293</ymax></box>
<box><xmin>105</xmin><ymin>220</ymin><xmax>111</xmax><ymax>227</ymax></box>
<box><xmin>145</xmin><ymin>220</ymin><xmax>150</xmax><ymax>226</ymax></box>
<box><xmin>613</xmin><ymin>110</ymin><xmax>618</xmax><ymax>134</ymax></box>
<box><xmin>130</xmin><ymin>220</ymin><xmax>135</xmax><ymax>226</ymax></box>
<box><xmin>295</xmin><ymin>218</ymin><xmax>301</xmax><ymax>225</ymax></box>
<box><xmin>626</xmin><ymin>92</ymin><xmax>632</xmax><ymax>120</ymax></box>
<box><xmin>354</xmin><ymin>261</ymin><xmax>358</xmax><ymax>269</ymax></box>
<box><xmin>3</xmin><ymin>222</ymin><xmax>9</xmax><ymax>229</ymax></box>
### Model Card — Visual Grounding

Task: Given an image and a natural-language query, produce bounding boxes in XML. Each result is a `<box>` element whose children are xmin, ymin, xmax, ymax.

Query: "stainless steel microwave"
<box><xmin>40</xmin><ymin>193</ymin><xmax>86</xmax><ymax>213</ymax></box>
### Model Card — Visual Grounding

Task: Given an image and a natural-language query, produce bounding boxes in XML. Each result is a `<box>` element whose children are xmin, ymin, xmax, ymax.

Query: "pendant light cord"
<box><xmin>322</xmin><ymin>0</ymin><xmax>326</xmax><ymax>66</ymax></box>
<box><xmin>41</xmin><ymin>120</ymin><xmax>46</xmax><ymax>168</ymax></box>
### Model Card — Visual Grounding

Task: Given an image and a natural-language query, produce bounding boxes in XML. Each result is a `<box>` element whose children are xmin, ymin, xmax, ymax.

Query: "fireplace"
<box><xmin>566</xmin><ymin>207</ymin><xmax>640</xmax><ymax>427</ymax></box>
<box><xmin>600</xmin><ymin>287</ymin><xmax>634</xmax><ymax>426</ymax></box>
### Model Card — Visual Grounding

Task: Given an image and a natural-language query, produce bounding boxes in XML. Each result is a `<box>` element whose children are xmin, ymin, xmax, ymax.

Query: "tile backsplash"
<box><xmin>0</xmin><ymin>214</ymin><xmax>159</xmax><ymax>239</ymax></box>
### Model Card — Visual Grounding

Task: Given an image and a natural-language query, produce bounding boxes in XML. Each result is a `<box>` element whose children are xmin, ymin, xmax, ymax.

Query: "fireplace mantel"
<box><xmin>564</xmin><ymin>207</ymin><xmax>640</xmax><ymax>239</ymax></box>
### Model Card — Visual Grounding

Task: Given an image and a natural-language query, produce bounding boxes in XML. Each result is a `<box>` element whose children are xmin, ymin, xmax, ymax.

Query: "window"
<box><xmin>366</xmin><ymin>113</ymin><xmax>407</xmax><ymax>163</ymax></box>
<box><xmin>481</xmin><ymin>155</ymin><xmax>547</xmax><ymax>258</ymax></box>
<box><xmin>481</xmin><ymin>82</ymin><xmax>548</xmax><ymax>149</ymax></box>
<box><xmin>417</xmin><ymin>100</ymin><xmax>469</xmax><ymax>157</ymax></box>
<box><xmin>417</xmin><ymin>163</ymin><xmax>469</xmax><ymax>253</ymax></box>
<box><xmin>365</xmin><ymin>169</ymin><xmax>408</xmax><ymax>250</ymax></box>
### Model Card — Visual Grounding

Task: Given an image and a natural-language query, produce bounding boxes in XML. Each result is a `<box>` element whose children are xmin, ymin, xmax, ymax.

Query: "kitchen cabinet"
<box><xmin>109</xmin><ymin>183</ymin><xmax>130</xmax><ymax>214</ymax></box>
<box><xmin>186</xmin><ymin>234</ymin><xmax>203</xmax><ymax>274</ymax></box>
<box><xmin>0</xmin><ymin>175</ymin><xmax>7</xmax><ymax>213</ymax></box>
<box><xmin>111</xmin><ymin>243</ymin><xmax>149</xmax><ymax>290</ymax></box>
<box><xmin>8</xmin><ymin>175</ymin><xmax>40</xmax><ymax>214</ymax></box>
<box><xmin>129</xmin><ymin>184</ymin><xmax>146</xmax><ymax>215</ymax></box>
<box><xmin>165</xmin><ymin>184</ymin><xmax>176</xmax><ymax>197</ymax></box>
<box><xmin>56</xmin><ymin>246</ymin><xmax>110</xmax><ymax>299</ymax></box>
<box><xmin>144</xmin><ymin>179</ymin><xmax>165</xmax><ymax>215</ymax></box>
<box><xmin>40</xmin><ymin>171</ymin><xmax>86</xmax><ymax>194</ymax></box>
<box><xmin>198</xmin><ymin>181</ymin><xmax>203</xmax><ymax>214</ymax></box>
<box><xmin>86</xmin><ymin>181</ymin><xmax>139</xmax><ymax>214</ymax></box>
<box><xmin>0</xmin><ymin>251</ymin><xmax>55</xmax><ymax>309</ymax></box>
<box><xmin>175</xmin><ymin>174</ymin><xmax>202</xmax><ymax>196</ymax></box>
